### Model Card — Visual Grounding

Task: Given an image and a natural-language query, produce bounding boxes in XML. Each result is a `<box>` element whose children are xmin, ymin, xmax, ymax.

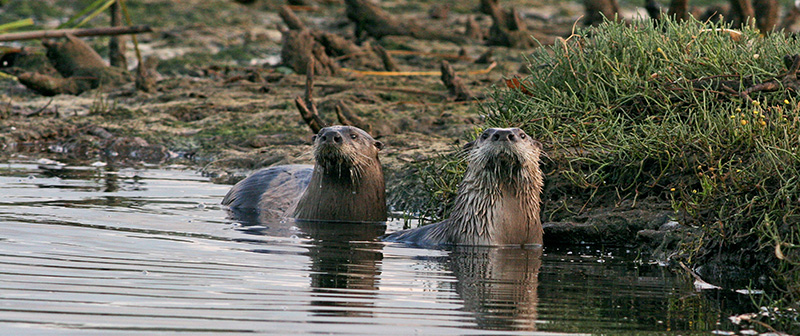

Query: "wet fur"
<box><xmin>223</xmin><ymin>126</ymin><xmax>386</xmax><ymax>222</ymax></box>
<box><xmin>385</xmin><ymin>128</ymin><xmax>544</xmax><ymax>246</ymax></box>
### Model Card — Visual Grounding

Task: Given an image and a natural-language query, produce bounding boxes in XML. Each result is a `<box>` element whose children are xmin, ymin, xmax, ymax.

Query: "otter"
<box><xmin>384</xmin><ymin>128</ymin><xmax>544</xmax><ymax>246</ymax></box>
<box><xmin>222</xmin><ymin>126</ymin><xmax>386</xmax><ymax>222</ymax></box>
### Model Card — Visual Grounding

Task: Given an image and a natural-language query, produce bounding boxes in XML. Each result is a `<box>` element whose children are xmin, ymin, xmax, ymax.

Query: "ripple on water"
<box><xmin>0</xmin><ymin>163</ymin><xmax>743</xmax><ymax>335</ymax></box>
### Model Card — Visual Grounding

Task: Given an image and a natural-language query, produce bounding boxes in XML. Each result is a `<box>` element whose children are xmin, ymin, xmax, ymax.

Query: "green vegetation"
<box><xmin>399</xmin><ymin>18</ymin><xmax>799</xmax><ymax>332</ymax></box>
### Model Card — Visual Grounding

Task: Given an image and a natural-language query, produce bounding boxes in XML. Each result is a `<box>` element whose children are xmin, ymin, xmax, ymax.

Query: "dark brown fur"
<box><xmin>384</xmin><ymin>128</ymin><xmax>544</xmax><ymax>246</ymax></box>
<box><xmin>293</xmin><ymin>126</ymin><xmax>386</xmax><ymax>221</ymax></box>
<box><xmin>223</xmin><ymin>126</ymin><xmax>386</xmax><ymax>222</ymax></box>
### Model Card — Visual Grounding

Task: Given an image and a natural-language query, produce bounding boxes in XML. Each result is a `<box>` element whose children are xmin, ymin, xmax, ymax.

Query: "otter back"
<box><xmin>222</xmin><ymin>164</ymin><xmax>313</xmax><ymax>217</ymax></box>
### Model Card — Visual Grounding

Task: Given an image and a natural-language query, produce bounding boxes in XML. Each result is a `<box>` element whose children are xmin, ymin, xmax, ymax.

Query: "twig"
<box><xmin>295</xmin><ymin>59</ymin><xmax>326</xmax><ymax>133</ymax></box>
<box><xmin>440</xmin><ymin>60</ymin><xmax>474</xmax><ymax>101</ymax></box>
<box><xmin>0</xmin><ymin>25</ymin><xmax>151</xmax><ymax>42</ymax></box>
<box><xmin>25</xmin><ymin>98</ymin><xmax>54</xmax><ymax>117</ymax></box>
<box><xmin>386</xmin><ymin>49</ymin><xmax>472</xmax><ymax>61</ymax></box>
<box><xmin>372</xmin><ymin>44</ymin><xmax>399</xmax><ymax>72</ymax></box>
<box><xmin>341</xmin><ymin>61</ymin><xmax>496</xmax><ymax>76</ymax></box>
<box><xmin>279</xmin><ymin>5</ymin><xmax>306</xmax><ymax>31</ymax></box>
<box><xmin>740</xmin><ymin>54</ymin><xmax>800</xmax><ymax>101</ymax></box>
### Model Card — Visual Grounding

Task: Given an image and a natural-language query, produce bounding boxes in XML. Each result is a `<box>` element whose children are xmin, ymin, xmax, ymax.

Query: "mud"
<box><xmin>1</xmin><ymin>0</ymin><xmax>677</xmax><ymax>246</ymax></box>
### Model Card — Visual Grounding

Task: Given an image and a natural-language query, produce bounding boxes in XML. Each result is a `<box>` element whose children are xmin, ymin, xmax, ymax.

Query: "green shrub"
<box><xmin>399</xmin><ymin>17</ymin><xmax>799</xmax><ymax>332</ymax></box>
<box><xmin>487</xmin><ymin>17</ymin><xmax>799</xmax><ymax>331</ymax></box>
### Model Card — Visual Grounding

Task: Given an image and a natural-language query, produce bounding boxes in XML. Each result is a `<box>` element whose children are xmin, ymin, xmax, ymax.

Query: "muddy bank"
<box><xmin>0</xmin><ymin>1</ymin><xmax>679</xmax><ymax>250</ymax></box>
<box><xmin>2</xmin><ymin>1</ymin><xmax>794</xmax><ymax>291</ymax></box>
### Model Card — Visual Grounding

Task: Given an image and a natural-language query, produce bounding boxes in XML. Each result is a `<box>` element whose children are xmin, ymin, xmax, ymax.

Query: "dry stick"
<box><xmin>371</xmin><ymin>44</ymin><xmax>398</xmax><ymax>72</ymax></box>
<box><xmin>335</xmin><ymin>100</ymin><xmax>372</xmax><ymax>133</ymax></box>
<box><xmin>118</xmin><ymin>0</ymin><xmax>149</xmax><ymax>92</ymax></box>
<box><xmin>440</xmin><ymin>60</ymin><xmax>474</xmax><ymax>101</ymax></box>
<box><xmin>108</xmin><ymin>0</ymin><xmax>127</xmax><ymax>68</ymax></box>
<box><xmin>341</xmin><ymin>61</ymin><xmax>496</xmax><ymax>76</ymax></box>
<box><xmin>0</xmin><ymin>25</ymin><xmax>151</xmax><ymax>42</ymax></box>
<box><xmin>730</xmin><ymin>0</ymin><xmax>756</xmax><ymax>28</ymax></box>
<box><xmin>279</xmin><ymin>5</ymin><xmax>306</xmax><ymax>31</ymax></box>
<box><xmin>740</xmin><ymin>54</ymin><xmax>800</xmax><ymax>101</ymax></box>
<box><xmin>465</xmin><ymin>15</ymin><xmax>484</xmax><ymax>41</ymax></box>
<box><xmin>386</xmin><ymin>49</ymin><xmax>472</xmax><ymax>61</ymax></box>
<box><xmin>281</xmin><ymin>83</ymin><xmax>447</xmax><ymax>98</ymax></box>
<box><xmin>295</xmin><ymin>59</ymin><xmax>326</xmax><ymax>133</ymax></box>
<box><xmin>583</xmin><ymin>0</ymin><xmax>620</xmax><ymax>25</ymax></box>
<box><xmin>753</xmin><ymin>0</ymin><xmax>779</xmax><ymax>33</ymax></box>
<box><xmin>667</xmin><ymin>0</ymin><xmax>689</xmax><ymax>21</ymax></box>
<box><xmin>645</xmin><ymin>0</ymin><xmax>662</xmax><ymax>20</ymax></box>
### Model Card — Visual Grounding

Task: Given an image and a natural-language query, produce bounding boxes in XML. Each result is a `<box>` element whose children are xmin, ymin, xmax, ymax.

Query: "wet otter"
<box><xmin>384</xmin><ymin>128</ymin><xmax>544</xmax><ymax>246</ymax></box>
<box><xmin>222</xmin><ymin>126</ymin><xmax>386</xmax><ymax>222</ymax></box>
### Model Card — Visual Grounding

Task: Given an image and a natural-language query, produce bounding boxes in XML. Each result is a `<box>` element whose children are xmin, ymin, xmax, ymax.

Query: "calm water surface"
<box><xmin>0</xmin><ymin>161</ymin><xmax>743</xmax><ymax>335</ymax></box>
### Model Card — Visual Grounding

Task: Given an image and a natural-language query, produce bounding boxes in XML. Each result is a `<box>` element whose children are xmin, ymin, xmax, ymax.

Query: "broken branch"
<box><xmin>0</xmin><ymin>25</ymin><xmax>152</xmax><ymax>42</ymax></box>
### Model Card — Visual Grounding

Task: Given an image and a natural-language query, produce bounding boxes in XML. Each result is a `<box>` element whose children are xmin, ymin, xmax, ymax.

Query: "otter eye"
<box><xmin>519</xmin><ymin>133</ymin><xmax>526</xmax><ymax>139</ymax></box>
<box><xmin>481</xmin><ymin>132</ymin><xmax>489</xmax><ymax>139</ymax></box>
<box><xmin>350</xmin><ymin>134</ymin><xmax>358</xmax><ymax>140</ymax></box>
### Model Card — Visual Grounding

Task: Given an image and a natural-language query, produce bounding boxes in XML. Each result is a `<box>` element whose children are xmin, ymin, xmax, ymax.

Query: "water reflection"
<box><xmin>300</xmin><ymin>221</ymin><xmax>385</xmax><ymax>318</ymax></box>
<box><xmin>0</xmin><ymin>164</ymin><xmax>750</xmax><ymax>334</ymax></box>
<box><xmin>448</xmin><ymin>246</ymin><xmax>542</xmax><ymax>331</ymax></box>
<box><xmin>229</xmin><ymin>213</ymin><xmax>386</xmax><ymax>319</ymax></box>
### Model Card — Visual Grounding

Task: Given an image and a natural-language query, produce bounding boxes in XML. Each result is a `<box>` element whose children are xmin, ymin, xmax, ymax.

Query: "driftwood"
<box><xmin>645</xmin><ymin>0</ymin><xmax>662</xmax><ymax>20</ymax></box>
<box><xmin>279</xmin><ymin>5</ymin><xmax>387</xmax><ymax>73</ymax></box>
<box><xmin>295</xmin><ymin>60</ymin><xmax>327</xmax><ymax>133</ymax></box>
<box><xmin>753</xmin><ymin>0</ymin><xmax>779</xmax><ymax>33</ymax></box>
<box><xmin>730</xmin><ymin>0</ymin><xmax>755</xmax><ymax>28</ymax></box>
<box><xmin>345</xmin><ymin>0</ymin><xmax>465</xmax><ymax>44</ymax></box>
<box><xmin>0</xmin><ymin>25</ymin><xmax>151</xmax><ymax>42</ymax></box>
<box><xmin>278</xmin><ymin>5</ymin><xmax>307</xmax><ymax>31</ymax></box>
<box><xmin>17</xmin><ymin>72</ymin><xmax>87</xmax><ymax>96</ymax></box>
<box><xmin>136</xmin><ymin>56</ymin><xmax>158</xmax><ymax>93</ymax></box>
<box><xmin>335</xmin><ymin>100</ymin><xmax>373</xmax><ymax>134</ymax></box>
<box><xmin>583</xmin><ymin>0</ymin><xmax>620</xmax><ymax>26</ymax></box>
<box><xmin>440</xmin><ymin>60</ymin><xmax>473</xmax><ymax>101</ymax></box>
<box><xmin>465</xmin><ymin>16</ymin><xmax>484</xmax><ymax>42</ymax></box>
<box><xmin>282</xmin><ymin>29</ymin><xmax>338</xmax><ymax>75</ymax></box>
<box><xmin>475</xmin><ymin>49</ymin><xmax>494</xmax><ymax>64</ymax></box>
<box><xmin>667</xmin><ymin>0</ymin><xmax>689</xmax><ymax>21</ymax></box>
<box><xmin>17</xmin><ymin>34</ymin><xmax>129</xmax><ymax>96</ymax></box>
<box><xmin>371</xmin><ymin>44</ymin><xmax>398</xmax><ymax>71</ymax></box>
<box><xmin>482</xmin><ymin>0</ymin><xmax>535</xmax><ymax>48</ymax></box>
<box><xmin>109</xmin><ymin>1</ymin><xmax>127</xmax><ymax>68</ymax></box>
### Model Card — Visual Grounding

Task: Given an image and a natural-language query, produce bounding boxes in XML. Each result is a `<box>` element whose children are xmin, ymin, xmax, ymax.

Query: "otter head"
<box><xmin>464</xmin><ymin>128</ymin><xmax>542</xmax><ymax>179</ymax></box>
<box><xmin>311</xmin><ymin>126</ymin><xmax>383</xmax><ymax>177</ymax></box>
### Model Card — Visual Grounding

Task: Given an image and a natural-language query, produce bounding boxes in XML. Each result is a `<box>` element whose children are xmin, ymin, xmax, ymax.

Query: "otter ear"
<box><xmin>311</xmin><ymin>135</ymin><xmax>317</xmax><ymax>142</ymax></box>
<box><xmin>463</xmin><ymin>141</ymin><xmax>475</xmax><ymax>150</ymax></box>
<box><xmin>374</xmin><ymin>140</ymin><xmax>384</xmax><ymax>150</ymax></box>
<box><xmin>531</xmin><ymin>139</ymin><xmax>543</xmax><ymax>150</ymax></box>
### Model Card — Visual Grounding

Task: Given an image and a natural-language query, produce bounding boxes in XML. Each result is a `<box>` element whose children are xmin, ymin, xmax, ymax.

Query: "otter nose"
<box><xmin>491</xmin><ymin>130</ymin><xmax>516</xmax><ymax>141</ymax></box>
<box><xmin>319</xmin><ymin>130</ymin><xmax>343</xmax><ymax>144</ymax></box>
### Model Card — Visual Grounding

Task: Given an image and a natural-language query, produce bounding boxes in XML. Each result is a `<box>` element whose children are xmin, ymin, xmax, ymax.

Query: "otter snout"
<box><xmin>491</xmin><ymin>129</ymin><xmax>517</xmax><ymax>142</ymax></box>
<box><xmin>318</xmin><ymin>130</ymin><xmax>343</xmax><ymax>144</ymax></box>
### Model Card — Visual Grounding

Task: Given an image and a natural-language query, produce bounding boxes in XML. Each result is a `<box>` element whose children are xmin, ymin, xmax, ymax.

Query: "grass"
<box><xmin>398</xmin><ymin>17</ymin><xmax>799</xmax><ymax>333</ymax></box>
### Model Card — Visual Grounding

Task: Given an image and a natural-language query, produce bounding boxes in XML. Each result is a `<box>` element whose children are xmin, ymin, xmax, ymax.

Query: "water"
<box><xmin>0</xmin><ymin>161</ymin><xmax>743</xmax><ymax>335</ymax></box>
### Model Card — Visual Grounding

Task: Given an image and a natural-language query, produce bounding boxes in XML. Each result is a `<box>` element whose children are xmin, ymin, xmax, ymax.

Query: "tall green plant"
<box><xmin>479</xmin><ymin>17</ymin><xmax>799</xmax><ymax>332</ymax></box>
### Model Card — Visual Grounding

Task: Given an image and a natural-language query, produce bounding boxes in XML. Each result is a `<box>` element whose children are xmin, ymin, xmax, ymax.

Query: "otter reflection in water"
<box><xmin>222</xmin><ymin>126</ymin><xmax>386</xmax><ymax>223</ymax></box>
<box><xmin>235</xmin><ymin>218</ymin><xmax>386</xmax><ymax>319</ymax></box>
<box><xmin>385</xmin><ymin>127</ymin><xmax>544</xmax><ymax>246</ymax></box>
<box><xmin>448</xmin><ymin>246</ymin><xmax>542</xmax><ymax>331</ymax></box>
<box><xmin>300</xmin><ymin>220</ymin><xmax>386</xmax><ymax>318</ymax></box>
